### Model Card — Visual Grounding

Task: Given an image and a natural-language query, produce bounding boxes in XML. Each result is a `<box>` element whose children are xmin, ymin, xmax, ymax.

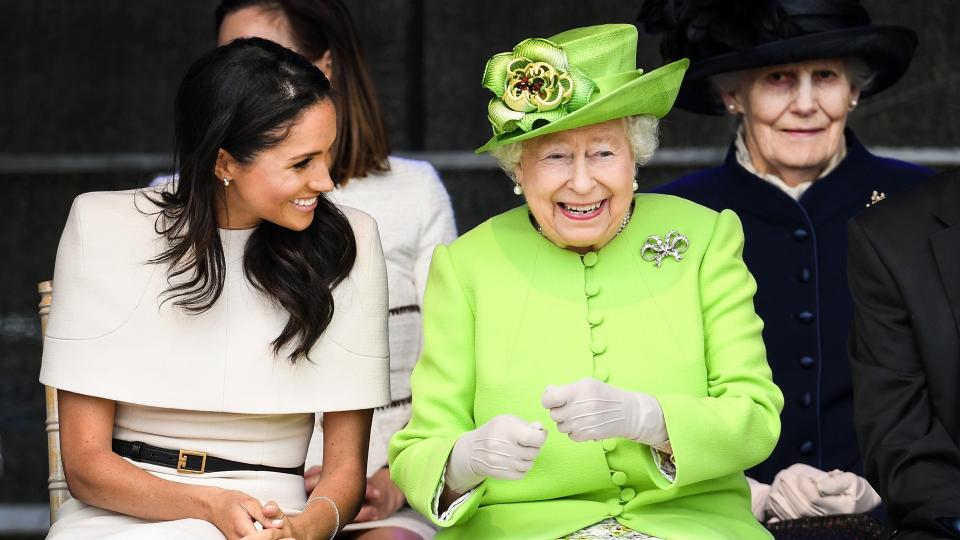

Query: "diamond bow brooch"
<box><xmin>865</xmin><ymin>190</ymin><xmax>886</xmax><ymax>208</ymax></box>
<box><xmin>641</xmin><ymin>231</ymin><xmax>689</xmax><ymax>268</ymax></box>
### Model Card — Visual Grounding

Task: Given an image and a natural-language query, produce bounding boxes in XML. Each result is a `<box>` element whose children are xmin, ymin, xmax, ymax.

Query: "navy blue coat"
<box><xmin>655</xmin><ymin>130</ymin><xmax>933</xmax><ymax>483</ymax></box>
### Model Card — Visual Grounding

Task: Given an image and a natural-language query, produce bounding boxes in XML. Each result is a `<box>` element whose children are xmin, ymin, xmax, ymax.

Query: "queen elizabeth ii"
<box><xmin>389</xmin><ymin>24</ymin><xmax>784</xmax><ymax>540</ymax></box>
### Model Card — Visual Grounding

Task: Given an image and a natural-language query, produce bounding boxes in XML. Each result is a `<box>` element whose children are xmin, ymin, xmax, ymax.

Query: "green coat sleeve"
<box><xmin>647</xmin><ymin>209</ymin><xmax>784</xmax><ymax>488</ymax></box>
<box><xmin>388</xmin><ymin>245</ymin><xmax>485</xmax><ymax>526</ymax></box>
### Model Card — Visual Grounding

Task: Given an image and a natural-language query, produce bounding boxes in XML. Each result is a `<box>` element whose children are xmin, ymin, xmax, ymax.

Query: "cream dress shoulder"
<box><xmin>40</xmin><ymin>188</ymin><xmax>390</xmax><ymax>539</ymax></box>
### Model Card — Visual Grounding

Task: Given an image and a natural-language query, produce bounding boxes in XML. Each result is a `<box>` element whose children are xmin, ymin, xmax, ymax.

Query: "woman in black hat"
<box><xmin>639</xmin><ymin>0</ymin><xmax>934</xmax><ymax>523</ymax></box>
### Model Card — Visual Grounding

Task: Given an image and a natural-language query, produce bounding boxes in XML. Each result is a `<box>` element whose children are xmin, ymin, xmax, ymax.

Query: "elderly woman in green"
<box><xmin>389</xmin><ymin>24</ymin><xmax>783</xmax><ymax>540</ymax></box>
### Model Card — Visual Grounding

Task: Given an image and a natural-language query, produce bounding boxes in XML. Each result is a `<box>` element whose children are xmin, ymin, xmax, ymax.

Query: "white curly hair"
<box><xmin>488</xmin><ymin>115</ymin><xmax>660</xmax><ymax>182</ymax></box>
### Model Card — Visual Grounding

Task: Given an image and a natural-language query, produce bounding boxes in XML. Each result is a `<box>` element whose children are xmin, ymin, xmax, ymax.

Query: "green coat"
<box><xmin>389</xmin><ymin>194</ymin><xmax>783</xmax><ymax>539</ymax></box>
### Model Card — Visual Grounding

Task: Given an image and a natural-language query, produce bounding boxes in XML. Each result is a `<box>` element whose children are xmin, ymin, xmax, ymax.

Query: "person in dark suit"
<box><xmin>638</xmin><ymin>0</ymin><xmax>934</xmax><ymax>521</ymax></box>
<box><xmin>848</xmin><ymin>171</ymin><xmax>960</xmax><ymax>540</ymax></box>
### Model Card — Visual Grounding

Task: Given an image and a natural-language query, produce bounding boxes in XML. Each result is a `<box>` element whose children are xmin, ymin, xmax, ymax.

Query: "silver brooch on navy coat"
<box><xmin>641</xmin><ymin>231</ymin><xmax>689</xmax><ymax>268</ymax></box>
<box><xmin>865</xmin><ymin>190</ymin><xmax>886</xmax><ymax>208</ymax></box>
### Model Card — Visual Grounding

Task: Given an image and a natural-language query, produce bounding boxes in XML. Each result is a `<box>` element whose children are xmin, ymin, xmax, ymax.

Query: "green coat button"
<box><xmin>593</xmin><ymin>367</ymin><xmax>609</xmax><ymax>382</ymax></box>
<box><xmin>601</xmin><ymin>439</ymin><xmax>617</xmax><ymax>452</ymax></box>
<box><xmin>583</xmin><ymin>252</ymin><xmax>598</xmax><ymax>267</ymax></box>
<box><xmin>587</xmin><ymin>311</ymin><xmax>604</xmax><ymax>326</ymax></box>
<box><xmin>620</xmin><ymin>488</ymin><xmax>636</xmax><ymax>501</ymax></box>
<box><xmin>611</xmin><ymin>471</ymin><xmax>628</xmax><ymax>485</ymax></box>
<box><xmin>591</xmin><ymin>339</ymin><xmax>606</xmax><ymax>355</ymax></box>
<box><xmin>584</xmin><ymin>281</ymin><xmax>600</xmax><ymax>296</ymax></box>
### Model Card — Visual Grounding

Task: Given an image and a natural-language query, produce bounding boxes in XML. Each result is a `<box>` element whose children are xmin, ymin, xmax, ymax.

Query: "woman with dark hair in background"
<box><xmin>213</xmin><ymin>2</ymin><xmax>456</xmax><ymax>539</ymax></box>
<box><xmin>639</xmin><ymin>0</ymin><xmax>933</xmax><ymax>524</ymax></box>
<box><xmin>41</xmin><ymin>38</ymin><xmax>388</xmax><ymax>540</ymax></box>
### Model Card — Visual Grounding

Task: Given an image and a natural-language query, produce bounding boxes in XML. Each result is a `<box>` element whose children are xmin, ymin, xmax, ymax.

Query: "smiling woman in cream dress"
<box><xmin>41</xmin><ymin>38</ymin><xmax>388</xmax><ymax>540</ymax></box>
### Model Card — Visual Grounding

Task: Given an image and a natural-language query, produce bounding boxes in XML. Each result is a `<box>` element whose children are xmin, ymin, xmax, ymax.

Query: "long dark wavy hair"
<box><xmin>149</xmin><ymin>37</ymin><xmax>356</xmax><ymax>363</ymax></box>
<box><xmin>215</xmin><ymin>0</ymin><xmax>390</xmax><ymax>185</ymax></box>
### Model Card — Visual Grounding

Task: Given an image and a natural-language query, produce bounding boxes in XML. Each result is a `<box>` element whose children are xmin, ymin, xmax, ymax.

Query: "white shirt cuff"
<box><xmin>431</xmin><ymin>462</ymin><xmax>478</xmax><ymax>521</ymax></box>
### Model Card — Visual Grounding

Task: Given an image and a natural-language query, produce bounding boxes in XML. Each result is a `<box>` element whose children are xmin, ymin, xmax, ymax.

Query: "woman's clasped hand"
<box><xmin>353</xmin><ymin>467</ymin><xmax>408</xmax><ymax>523</ymax></box>
<box><xmin>446</xmin><ymin>415</ymin><xmax>547</xmax><ymax>493</ymax></box>
<box><xmin>236</xmin><ymin>500</ymin><xmax>334</xmax><ymax>540</ymax></box>
<box><xmin>542</xmin><ymin>379</ymin><xmax>667</xmax><ymax>445</ymax></box>
<box><xmin>446</xmin><ymin>379</ymin><xmax>668</xmax><ymax>493</ymax></box>
<box><xmin>205</xmin><ymin>490</ymin><xmax>281</xmax><ymax>539</ymax></box>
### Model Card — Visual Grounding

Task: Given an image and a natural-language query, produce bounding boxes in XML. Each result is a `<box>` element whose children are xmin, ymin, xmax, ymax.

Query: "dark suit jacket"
<box><xmin>657</xmin><ymin>129</ymin><xmax>933</xmax><ymax>482</ymax></box>
<box><xmin>848</xmin><ymin>170</ymin><xmax>960</xmax><ymax>539</ymax></box>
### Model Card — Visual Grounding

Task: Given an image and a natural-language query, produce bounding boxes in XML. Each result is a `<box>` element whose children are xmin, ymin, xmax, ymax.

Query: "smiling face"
<box><xmin>723</xmin><ymin>58</ymin><xmax>859</xmax><ymax>185</ymax></box>
<box><xmin>215</xmin><ymin>99</ymin><xmax>337</xmax><ymax>231</ymax></box>
<box><xmin>515</xmin><ymin>119</ymin><xmax>636</xmax><ymax>253</ymax></box>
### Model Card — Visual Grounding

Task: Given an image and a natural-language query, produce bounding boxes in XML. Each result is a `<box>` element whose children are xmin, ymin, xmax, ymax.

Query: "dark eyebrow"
<box><xmin>288</xmin><ymin>150</ymin><xmax>322</xmax><ymax>162</ymax></box>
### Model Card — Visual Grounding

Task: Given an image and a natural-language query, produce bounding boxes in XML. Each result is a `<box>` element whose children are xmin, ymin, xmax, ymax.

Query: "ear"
<box><xmin>720</xmin><ymin>90</ymin><xmax>742</xmax><ymax>115</ymax></box>
<box><xmin>849</xmin><ymin>84</ymin><xmax>861</xmax><ymax>104</ymax></box>
<box><xmin>315</xmin><ymin>49</ymin><xmax>334</xmax><ymax>81</ymax></box>
<box><xmin>514</xmin><ymin>161</ymin><xmax>524</xmax><ymax>186</ymax></box>
<box><xmin>214</xmin><ymin>149</ymin><xmax>241</xmax><ymax>183</ymax></box>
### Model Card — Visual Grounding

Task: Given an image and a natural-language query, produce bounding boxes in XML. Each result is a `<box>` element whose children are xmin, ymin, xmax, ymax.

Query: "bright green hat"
<box><xmin>475</xmin><ymin>24</ymin><xmax>689</xmax><ymax>154</ymax></box>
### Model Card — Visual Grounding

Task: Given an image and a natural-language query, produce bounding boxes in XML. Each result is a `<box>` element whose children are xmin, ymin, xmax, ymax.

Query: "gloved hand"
<box><xmin>746</xmin><ymin>476</ymin><xmax>772</xmax><ymax>522</ymax></box>
<box><xmin>767</xmin><ymin>463</ymin><xmax>882</xmax><ymax>521</ymax></box>
<box><xmin>541</xmin><ymin>379</ymin><xmax>668</xmax><ymax>445</ymax></box>
<box><xmin>444</xmin><ymin>415</ymin><xmax>547</xmax><ymax>494</ymax></box>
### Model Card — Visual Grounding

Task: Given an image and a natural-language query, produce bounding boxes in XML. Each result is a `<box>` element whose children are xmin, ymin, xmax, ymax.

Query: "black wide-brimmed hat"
<box><xmin>638</xmin><ymin>0</ymin><xmax>919</xmax><ymax>115</ymax></box>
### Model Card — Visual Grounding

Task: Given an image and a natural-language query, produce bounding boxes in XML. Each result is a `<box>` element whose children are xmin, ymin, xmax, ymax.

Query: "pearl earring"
<box><xmin>632</xmin><ymin>180</ymin><xmax>639</xmax><ymax>191</ymax></box>
<box><xmin>513</xmin><ymin>183</ymin><xmax>523</xmax><ymax>195</ymax></box>
<box><xmin>223</xmin><ymin>177</ymin><xmax>230</xmax><ymax>187</ymax></box>
<box><xmin>727</xmin><ymin>103</ymin><xmax>737</xmax><ymax>113</ymax></box>
<box><xmin>849</xmin><ymin>99</ymin><xmax>858</xmax><ymax>110</ymax></box>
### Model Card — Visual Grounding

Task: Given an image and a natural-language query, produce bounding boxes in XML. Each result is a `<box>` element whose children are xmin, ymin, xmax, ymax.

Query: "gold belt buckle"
<box><xmin>176</xmin><ymin>449</ymin><xmax>207</xmax><ymax>474</ymax></box>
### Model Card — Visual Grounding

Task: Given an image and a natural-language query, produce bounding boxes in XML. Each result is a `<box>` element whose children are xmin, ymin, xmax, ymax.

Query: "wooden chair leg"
<box><xmin>38</xmin><ymin>280</ymin><xmax>69</xmax><ymax>523</ymax></box>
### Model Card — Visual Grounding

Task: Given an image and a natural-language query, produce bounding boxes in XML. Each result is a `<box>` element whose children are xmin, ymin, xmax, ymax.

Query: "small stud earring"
<box><xmin>223</xmin><ymin>177</ymin><xmax>230</xmax><ymax>187</ymax></box>
<box><xmin>849</xmin><ymin>99</ymin><xmax>858</xmax><ymax>110</ymax></box>
<box><xmin>513</xmin><ymin>183</ymin><xmax>523</xmax><ymax>195</ymax></box>
<box><xmin>632</xmin><ymin>180</ymin><xmax>639</xmax><ymax>191</ymax></box>
<box><xmin>727</xmin><ymin>103</ymin><xmax>737</xmax><ymax>113</ymax></box>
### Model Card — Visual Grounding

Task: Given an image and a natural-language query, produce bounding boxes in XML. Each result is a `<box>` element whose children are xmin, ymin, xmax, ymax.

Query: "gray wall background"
<box><xmin>0</xmin><ymin>0</ymin><xmax>957</xmax><ymax>508</ymax></box>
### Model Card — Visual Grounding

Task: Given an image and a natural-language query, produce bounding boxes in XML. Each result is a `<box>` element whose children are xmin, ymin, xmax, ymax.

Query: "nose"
<box><xmin>309</xmin><ymin>164</ymin><xmax>336</xmax><ymax>193</ymax></box>
<box><xmin>567</xmin><ymin>154</ymin><xmax>595</xmax><ymax>194</ymax></box>
<box><xmin>791</xmin><ymin>74</ymin><xmax>817</xmax><ymax>116</ymax></box>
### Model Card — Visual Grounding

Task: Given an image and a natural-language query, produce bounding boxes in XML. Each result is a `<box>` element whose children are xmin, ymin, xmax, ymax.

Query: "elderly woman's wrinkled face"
<box><xmin>515</xmin><ymin>119</ymin><xmax>635</xmax><ymax>253</ymax></box>
<box><xmin>724</xmin><ymin>59</ymin><xmax>858</xmax><ymax>183</ymax></box>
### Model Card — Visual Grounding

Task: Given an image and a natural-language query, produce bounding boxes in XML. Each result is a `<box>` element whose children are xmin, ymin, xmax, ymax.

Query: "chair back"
<box><xmin>38</xmin><ymin>280</ymin><xmax>70</xmax><ymax>523</ymax></box>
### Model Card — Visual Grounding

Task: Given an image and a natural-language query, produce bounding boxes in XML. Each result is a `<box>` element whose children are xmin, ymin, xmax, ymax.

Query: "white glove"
<box><xmin>746</xmin><ymin>476</ymin><xmax>772</xmax><ymax>522</ymax></box>
<box><xmin>444</xmin><ymin>415</ymin><xmax>547</xmax><ymax>494</ymax></box>
<box><xmin>541</xmin><ymin>379</ymin><xmax>668</xmax><ymax>445</ymax></box>
<box><xmin>768</xmin><ymin>463</ymin><xmax>882</xmax><ymax>521</ymax></box>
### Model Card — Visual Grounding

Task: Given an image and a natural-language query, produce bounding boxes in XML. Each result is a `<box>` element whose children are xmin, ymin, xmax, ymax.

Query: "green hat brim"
<box><xmin>476</xmin><ymin>58</ymin><xmax>689</xmax><ymax>154</ymax></box>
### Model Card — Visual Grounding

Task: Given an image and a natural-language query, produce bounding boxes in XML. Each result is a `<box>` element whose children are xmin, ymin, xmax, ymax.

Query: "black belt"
<box><xmin>388</xmin><ymin>305</ymin><xmax>420</xmax><ymax>316</ymax></box>
<box><xmin>376</xmin><ymin>396</ymin><xmax>412</xmax><ymax>411</ymax></box>
<box><xmin>112</xmin><ymin>439</ymin><xmax>304</xmax><ymax>476</ymax></box>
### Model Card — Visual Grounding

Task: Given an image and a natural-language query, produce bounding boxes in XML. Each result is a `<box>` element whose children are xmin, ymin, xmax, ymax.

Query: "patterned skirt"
<box><xmin>559</xmin><ymin>518</ymin><xmax>660</xmax><ymax>539</ymax></box>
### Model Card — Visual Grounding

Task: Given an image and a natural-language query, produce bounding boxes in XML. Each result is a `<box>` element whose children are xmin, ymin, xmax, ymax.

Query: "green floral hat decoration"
<box><xmin>476</xmin><ymin>24</ymin><xmax>689</xmax><ymax>154</ymax></box>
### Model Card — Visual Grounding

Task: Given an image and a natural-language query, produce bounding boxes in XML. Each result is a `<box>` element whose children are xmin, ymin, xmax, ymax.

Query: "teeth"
<box><xmin>561</xmin><ymin>201</ymin><xmax>603</xmax><ymax>214</ymax></box>
<box><xmin>292</xmin><ymin>196</ymin><xmax>318</xmax><ymax>207</ymax></box>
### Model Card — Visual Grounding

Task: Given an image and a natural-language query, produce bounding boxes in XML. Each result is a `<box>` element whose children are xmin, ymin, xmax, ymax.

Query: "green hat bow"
<box><xmin>482</xmin><ymin>38</ymin><xmax>596</xmax><ymax>136</ymax></box>
<box><xmin>476</xmin><ymin>24</ymin><xmax>689</xmax><ymax>154</ymax></box>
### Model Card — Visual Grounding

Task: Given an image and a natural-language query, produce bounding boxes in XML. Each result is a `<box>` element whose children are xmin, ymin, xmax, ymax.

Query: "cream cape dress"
<box><xmin>40</xmin><ymin>188</ymin><xmax>390</xmax><ymax>539</ymax></box>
